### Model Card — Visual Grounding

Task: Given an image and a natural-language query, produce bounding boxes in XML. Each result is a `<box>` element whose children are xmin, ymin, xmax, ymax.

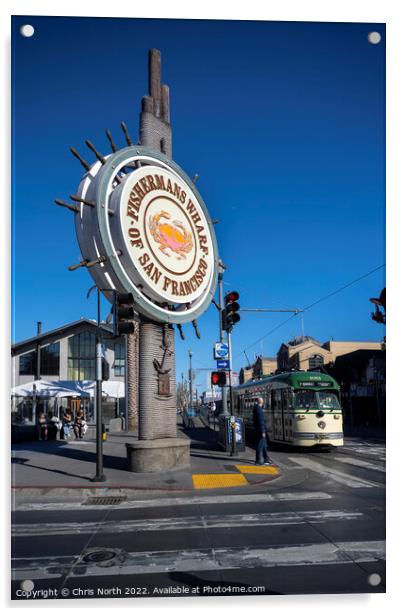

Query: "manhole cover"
<box><xmin>81</xmin><ymin>547</ymin><xmax>127</xmax><ymax>568</ymax></box>
<box><xmin>82</xmin><ymin>549</ymin><xmax>117</xmax><ymax>563</ymax></box>
<box><xmin>84</xmin><ymin>495</ymin><xmax>127</xmax><ymax>506</ymax></box>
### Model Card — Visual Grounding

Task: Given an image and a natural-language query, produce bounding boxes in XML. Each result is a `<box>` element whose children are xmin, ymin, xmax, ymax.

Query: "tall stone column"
<box><xmin>125</xmin><ymin>49</ymin><xmax>172</xmax><ymax>437</ymax></box>
<box><xmin>138</xmin><ymin>322</ymin><xmax>176</xmax><ymax>440</ymax></box>
<box><xmin>125</xmin><ymin>49</ymin><xmax>190</xmax><ymax>472</ymax></box>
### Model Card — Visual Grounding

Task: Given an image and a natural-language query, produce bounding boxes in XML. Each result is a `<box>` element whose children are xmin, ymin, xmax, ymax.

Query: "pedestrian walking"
<box><xmin>252</xmin><ymin>396</ymin><xmax>272</xmax><ymax>465</ymax></box>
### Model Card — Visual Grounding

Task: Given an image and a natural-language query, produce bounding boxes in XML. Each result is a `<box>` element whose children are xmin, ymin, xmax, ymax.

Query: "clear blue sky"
<box><xmin>12</xmin><ymin>16</ymin><xmax>385</xmax><ymax>388</ymax></box>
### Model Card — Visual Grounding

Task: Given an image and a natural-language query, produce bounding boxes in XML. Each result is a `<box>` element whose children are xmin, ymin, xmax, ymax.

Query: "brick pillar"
<box><xmin>137</xmin><ymin>49</ymin><xmax>178</xmax><ymax>442</ymax></box>
<box><xmin>138</xmin><ymin>322</ymin><xmax>176</xmax><ymax>440</ymax></box>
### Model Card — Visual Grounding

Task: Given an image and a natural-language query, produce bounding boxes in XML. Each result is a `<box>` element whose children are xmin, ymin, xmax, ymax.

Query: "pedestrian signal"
<box><xmin>222</xmin><ymin>290</ymin><xmax>240</xmax><ymax>332</ymax></box>
<box><xmin>211</xmin><ymin>371</ymin><xmax>226</xmax><ymax>387</ymax></box>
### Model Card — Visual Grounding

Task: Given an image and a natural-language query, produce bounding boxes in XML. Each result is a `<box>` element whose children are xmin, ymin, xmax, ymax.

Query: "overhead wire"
<box><xmin>236</xmin><ymin>263</ymin><xmax>385</xmax><ymax>358</ymax></box>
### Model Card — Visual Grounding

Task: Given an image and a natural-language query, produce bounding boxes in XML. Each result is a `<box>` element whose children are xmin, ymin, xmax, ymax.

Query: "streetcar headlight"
<box><xmin>297</xmin><ymin>415</ymin><xmax>306</xmax><ymax>420</ymax></box>
<box><xmin>318</xmin><ymin>421</ymin><xmax>326</xmax><ymax>429</ymax></box>
<box><xmin>334</xmin><ymin>415</ymin><xmax>340</xmax><ymax>420</ymax></box>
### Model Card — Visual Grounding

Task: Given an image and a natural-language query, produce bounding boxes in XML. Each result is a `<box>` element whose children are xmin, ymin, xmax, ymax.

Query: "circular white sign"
<box><xmin>110</xmin><ymin>165</ymin><xmax>214</xmax><ymax>304</ymax></box>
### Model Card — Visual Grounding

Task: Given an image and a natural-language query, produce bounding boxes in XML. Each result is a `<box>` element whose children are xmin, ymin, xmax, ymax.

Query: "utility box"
<box><xmin>218</xmin><ymin>415</ymin><xmax>245</xmax><ymax>452</ymax></box>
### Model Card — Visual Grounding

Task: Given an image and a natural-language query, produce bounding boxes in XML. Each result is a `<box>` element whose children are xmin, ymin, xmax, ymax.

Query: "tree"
<box><xmin>176</xmin><ymin>379</ymin><xmax>189</xmax><ymax>414</ymax></box>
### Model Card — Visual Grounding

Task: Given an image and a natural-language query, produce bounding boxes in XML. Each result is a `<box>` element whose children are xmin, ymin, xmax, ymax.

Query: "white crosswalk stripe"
<box><xmin>331</xmin><ymin>455</ymin><xmax>385</xmax><ymax>473</ymax></box>
<box><xmin>12</xmin><ymin>509</ymin><xmax>365</xmax><ymax>537</ymax></box>
<box><xmin>288</xmin><ymin>457</ymin><xmax>383</xmax><ymax>488</ymax></box>
<box><xmin>12</xmin><ymin>540</ymin><xmax>385</xmax><ymax>581</ymax></box>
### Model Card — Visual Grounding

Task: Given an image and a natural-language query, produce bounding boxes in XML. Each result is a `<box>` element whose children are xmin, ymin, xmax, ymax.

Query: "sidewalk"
<box><xmin>11</xmin><ymin>417</ymin><xmax>280</xmax><ymax>506</ymax></box>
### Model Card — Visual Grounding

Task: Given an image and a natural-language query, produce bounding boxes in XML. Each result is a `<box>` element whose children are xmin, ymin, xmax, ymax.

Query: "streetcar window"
<box><xmin>272</xmin><ymin>389</ymin><xmax>282</xmax><ymax>410</ymax></box>
<box><xmin>282</xmin><ymin>389</ymin><xmax>294</xmax><ymax>410</ymax></box>
<box><xmin>294</xmin><ymin>390</ymin><xmax>316</xmax><ymax>409</ymax></box>
<box><xmin>317</xmin><ymin>391</ymin><xmax>341</xmax><ymax>410</ymax></box>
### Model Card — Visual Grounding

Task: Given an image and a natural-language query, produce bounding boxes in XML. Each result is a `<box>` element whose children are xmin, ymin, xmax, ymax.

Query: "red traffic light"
<box><xmin>223</xmin><ymin>291</ymin><xmax>240</xmax><ymax>332</ymax></box>
<box><xmin>225</xmin><ymin>291</ymin><xmax>239</xmax><ymax>305</ymax></box>
<box><xmin>211</xmin><ymin>371</ymin><xmax>226</xmax><ymax>387</ymax></box>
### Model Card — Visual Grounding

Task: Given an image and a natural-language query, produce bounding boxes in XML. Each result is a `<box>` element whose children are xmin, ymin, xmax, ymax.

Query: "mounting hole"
<box><xmin>368</xmin><ymin>573</ymin><xmax>382</xmax><ymax>586</ymax></box>
<box><xmin>368</xmin><ymin>31</ymin><xmax>381</xmax><ymax>45</ymax></box>
<box><xmin>20</xmin><ymin>24</ymin><xmax>35</xmax><ymax>38</ymax></box>
<box><xmin>20</xmin><ymin>579</ymin><xmax>34</xmax><ymax>591</ymax></box>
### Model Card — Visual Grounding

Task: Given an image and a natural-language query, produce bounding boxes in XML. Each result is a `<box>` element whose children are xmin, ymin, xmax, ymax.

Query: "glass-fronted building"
<box><xmin>11</xmin><ymin>318</ymin><xmax>126</xmax><ymax>431</ymax></box>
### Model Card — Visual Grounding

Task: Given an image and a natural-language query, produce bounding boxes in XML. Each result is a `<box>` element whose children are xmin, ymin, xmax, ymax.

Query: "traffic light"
<box><xmin>222</xmin><ymin>290</ymin><xmax>240</xmax><ymax>332</ymax></box>
<box><xmin>211</xmin><ymin>371</ymin><xmax>226</xmax><ymax>387</ymax></box>
<box><xmin>370</xmin><ymin>287</ymin><xmax>386</xmax><ymax>324</ymax></box>
<box><xmin>114</xmin><ymin>292</ymin><xmax>135</xmax><ymax>335</ymax></box>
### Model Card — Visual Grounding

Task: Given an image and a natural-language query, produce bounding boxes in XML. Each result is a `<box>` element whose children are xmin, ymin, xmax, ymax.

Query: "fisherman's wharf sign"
<box><xmin>110</xmin><ymin>165</ymin><xmax>214</xmax><ymax>304</ymax></box>
<box><xmin>73</xmin><ymin>147</ymin><xmax>218</xmax><ymax>323</ymax></box>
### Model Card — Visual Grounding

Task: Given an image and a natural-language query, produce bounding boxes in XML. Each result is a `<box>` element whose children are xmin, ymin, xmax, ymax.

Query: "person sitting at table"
<box><xmin>37</xmin><ymin>412</ymin><xmax>48</xmax><ymax>441</ymax></box>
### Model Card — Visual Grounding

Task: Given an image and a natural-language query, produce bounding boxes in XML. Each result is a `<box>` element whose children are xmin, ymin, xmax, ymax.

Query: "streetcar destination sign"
<box><xmin>299</xmin><ymin>381</ymin><xmax>333</xmax><ymax>388</ymax></box>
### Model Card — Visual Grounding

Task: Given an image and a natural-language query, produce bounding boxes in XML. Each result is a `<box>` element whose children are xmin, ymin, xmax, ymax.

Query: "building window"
<box><xmin>19</xmin><ymin>350</ymin><xmax>37</xmax><ymax>375</ymax></box>
<box><xmin>40</xmin><ymin>342</ymin><xmax>60</xmax><ymax>375</ymax></box>
<box><xmin>67</xmin><ymin>332</ymin><xmax>96</xmax><ymax>380</ymax></box>
<box><xmin>309</xmin><ymin>354</ymin><xmax>324</xmax><ymax>370</ymax></box>
<box><xmin>114</xmin><ymin>342</ymin><xmax>125</xmax><ymax>377</ymax></box>
<box><xmin>19</xmin><ymin>343</ymin><xmax>60</xmax><ymax>376</ymax></box>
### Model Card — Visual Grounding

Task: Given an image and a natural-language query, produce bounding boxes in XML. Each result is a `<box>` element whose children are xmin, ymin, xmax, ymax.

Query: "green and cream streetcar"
<box><xmin>233</xmin><ymin>371</ymin><xmax>344</xmax><ymax>447</ymax></box>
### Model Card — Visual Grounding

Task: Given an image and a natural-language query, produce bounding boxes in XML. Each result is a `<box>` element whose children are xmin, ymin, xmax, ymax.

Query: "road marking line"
<box><xmin>192</xmin><ymin>474</ymin><xmax>248</xmax><ymax>489</ymax></box>
<box><xmin>11</xmin><ymin>540</ymin><xmax>385</xmax><ymax>580</ymax></box>
<box><xmin>13</xmin><ymin>491</ymin><xmax>333</xmax><ymax>511</ymax></box>
<box><xmin>331</xmin><ymin>455</ymin><xmax>386</xmax><ymax>473</ymax></box>
<box><xmin>12</xmin><ymin>509</ymin><xmax>364</xmax><ymax>537</ymax></box>
<box><xmin>288</xmin><ymin>457</ymin><xmax>383</xmax><ymax>488</ymax></box>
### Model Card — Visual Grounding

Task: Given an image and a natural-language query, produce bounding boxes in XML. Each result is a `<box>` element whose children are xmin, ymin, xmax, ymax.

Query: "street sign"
<box><xmin>214</xmin><ymin>342</ymin><xmax>229</xmax><ymax>359</ymax></box>
<box><xmin>217</xmin><ymin>359</ymin><xmax>230</xmax><ymax>370</ymax></box>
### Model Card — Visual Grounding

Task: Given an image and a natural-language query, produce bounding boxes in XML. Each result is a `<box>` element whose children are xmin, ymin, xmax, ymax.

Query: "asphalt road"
<box><xmin>11</xmin><ymin>436</ymin><xmax>386</xmax><ymax>600</ymax></box>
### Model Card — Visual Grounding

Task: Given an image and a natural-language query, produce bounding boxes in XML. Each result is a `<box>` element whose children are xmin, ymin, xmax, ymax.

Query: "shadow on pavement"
<box><xmin>179</xmin><ymin>424</ymin><xmax>222</xmax><ymax>452</ymax></box>
<box><xmin>11</xmin><ymin>455</ymin><xmax>90</xmax><ymax>481</ymax></box>
<box><xmin>12</xmin><ymin>441</ymin><xmax>128</xmax><ymax>472</ymax></box>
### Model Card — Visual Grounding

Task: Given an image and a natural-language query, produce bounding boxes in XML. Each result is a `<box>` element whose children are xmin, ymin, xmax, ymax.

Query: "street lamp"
<box><xmin>188</xmin><ymin>349</ymin><xmax>193</xmax><ymax>412</ymax></box>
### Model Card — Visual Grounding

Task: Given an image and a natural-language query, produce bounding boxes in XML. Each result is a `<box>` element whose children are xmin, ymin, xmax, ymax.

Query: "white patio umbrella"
<box><xmin>54</xmin><ymin>380</ymin><xmax>124</xmax><ymax>398</ymax></box>
<box><xmin>11</xmin><ymin>380</ymin><xmax>89</xmax><ymax>398</ymax></box>
<box><xmin>101</xmin><ymin>380</ymin><xmax>125</xmax><ymax>399</ymax></box>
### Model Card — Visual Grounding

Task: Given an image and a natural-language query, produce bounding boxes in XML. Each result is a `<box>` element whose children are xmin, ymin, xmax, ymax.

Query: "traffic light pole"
<box><xmin>228</xmin><ymin>330</ymin><xmax>236</xmax><ymax>456</ymax></box>
<box><xmin>92</xmin><ymin>287</ymin><xmax>106</xmax><ymax>482</ymax></box>
<box><xmin>218</xmin><ymin>266</ymin><xmax>228</xmax><ymax>416</ymax></box>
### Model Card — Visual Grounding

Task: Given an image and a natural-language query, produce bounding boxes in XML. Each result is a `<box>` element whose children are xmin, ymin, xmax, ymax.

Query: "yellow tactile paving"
<box><xmin>235</xmin><ymin>464</ymin><xmax>280</xmax><ymax>475</ymax></box>
<box><xmin>192</xmin><ymin>474</ymin><xmax>248</xmax><ymax>490</ymax></box>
